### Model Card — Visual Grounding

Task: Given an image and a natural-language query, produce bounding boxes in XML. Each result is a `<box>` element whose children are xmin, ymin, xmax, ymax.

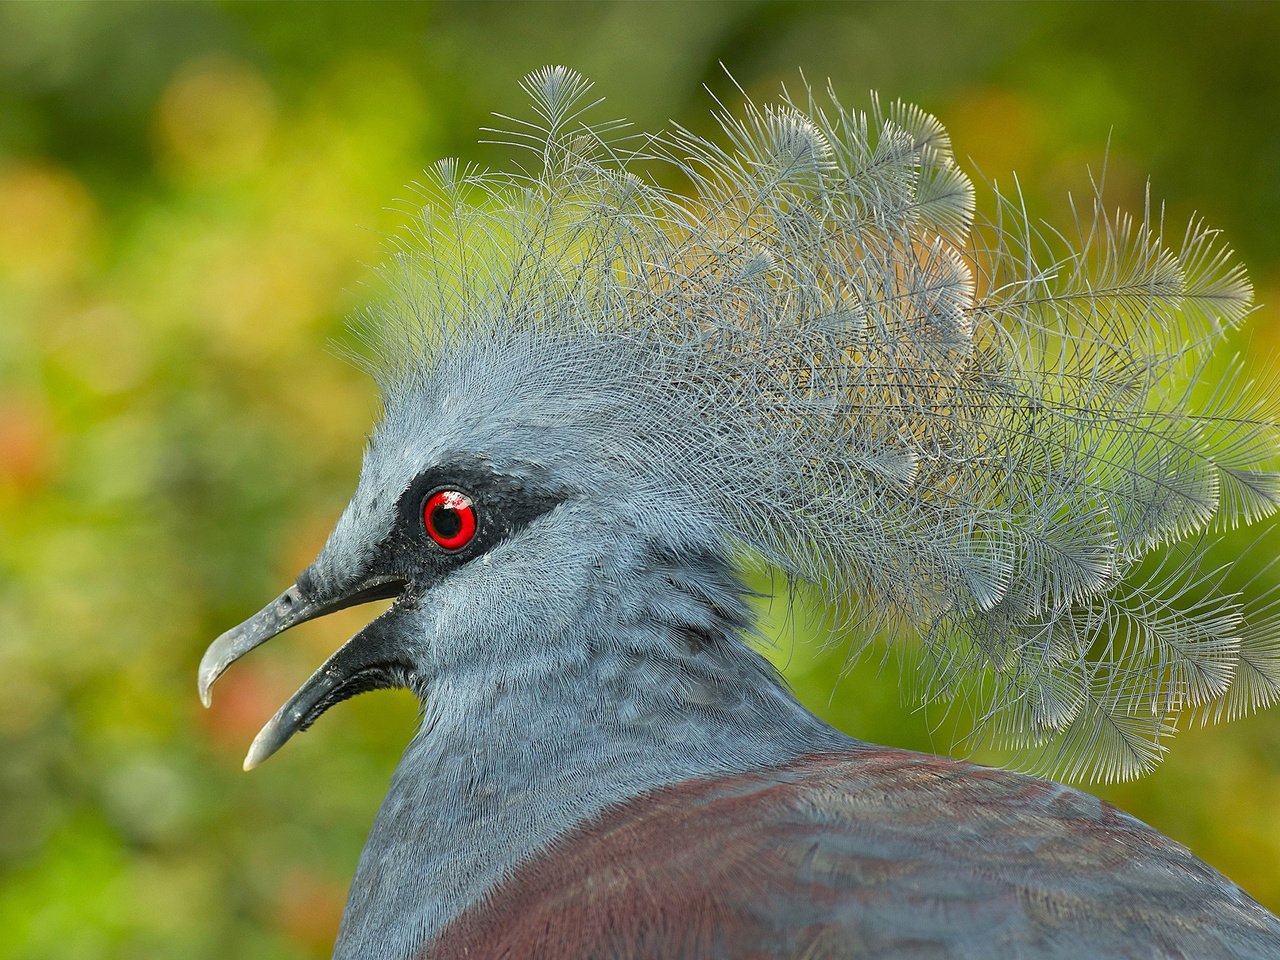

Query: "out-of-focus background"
<box><xmin>2</xmin><ymin>2</ymin><xmax>1279</xmax><ymax>957</ymax></box>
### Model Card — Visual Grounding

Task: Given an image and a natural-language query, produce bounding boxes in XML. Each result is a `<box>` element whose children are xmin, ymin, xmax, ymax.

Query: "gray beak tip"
<box><xmin>243</xmin><ymin>716</ymin><xmax>286</xmax><ymax>771</ymax></box>
<box><xmin>242</xmin><ymin>746</ymin><xmax>264</xmax><ymax>772</ymax></box>
<box><xmin>196</xmin><ymin>658</ymin><xmax>220</xmax><ymax>708</ymax></box>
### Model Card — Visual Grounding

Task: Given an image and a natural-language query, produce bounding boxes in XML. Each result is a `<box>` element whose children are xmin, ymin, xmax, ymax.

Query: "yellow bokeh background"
<box><xmin>2</xmin><ymin>4</ymin><xmax>1279</xmax><ymax>957</ymax></box>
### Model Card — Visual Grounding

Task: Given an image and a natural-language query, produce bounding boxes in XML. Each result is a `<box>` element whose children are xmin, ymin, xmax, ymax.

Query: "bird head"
<box><xmin>198</xmin><ymin>331</ymin><xmax>741</xmax><ymax>768</ymax></box>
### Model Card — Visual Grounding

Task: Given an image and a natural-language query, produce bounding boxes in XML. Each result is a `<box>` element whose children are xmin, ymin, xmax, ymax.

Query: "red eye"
<box><xmin>423</xmin><ymin>490</ymin><xmax>477</xmax><ymax>550</ymax></box>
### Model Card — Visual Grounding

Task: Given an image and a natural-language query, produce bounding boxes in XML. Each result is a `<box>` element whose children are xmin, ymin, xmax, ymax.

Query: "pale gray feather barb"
<box><xmin>357</xmin><ymin>66</ymin><xmax>1280</xmax><ymax>782</ymax></box>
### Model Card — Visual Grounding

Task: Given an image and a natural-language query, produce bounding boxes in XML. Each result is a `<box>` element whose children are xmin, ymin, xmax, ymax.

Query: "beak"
<box><xmin>198</xmin><ymin>574</ymin><xmax>409</xmax><ymax>768</ymax></box>
<box><xmin>242</xmin><ymin>610</ymin><xmax>411</xmax><ymax>770</ymax></box>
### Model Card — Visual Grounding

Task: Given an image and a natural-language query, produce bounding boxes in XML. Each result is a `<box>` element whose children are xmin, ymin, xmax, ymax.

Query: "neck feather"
<box><xmin>333</xmin><ymin>545</ymin><xmax>848</xmax><ymax>958</ymax></box>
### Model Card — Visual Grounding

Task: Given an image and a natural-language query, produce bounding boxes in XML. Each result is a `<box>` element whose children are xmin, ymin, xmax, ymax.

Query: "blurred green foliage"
<box><xmin>2</xmin><ymin>3</ymin><xmax>1279</xmax><ymax>957</ymax></box>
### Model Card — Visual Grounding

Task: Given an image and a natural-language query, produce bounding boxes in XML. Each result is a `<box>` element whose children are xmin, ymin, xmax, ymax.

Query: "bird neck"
<box><xmin>334</xmin><ymin>547</ymin><xmax>848</xmax><ymax>959</ymax></box>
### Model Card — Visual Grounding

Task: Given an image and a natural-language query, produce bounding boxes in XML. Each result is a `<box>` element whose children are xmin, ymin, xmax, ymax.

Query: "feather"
<box><xmin>356</xmin><ymin>66</ymin><xmax>1280</xmax><ymax>782</ymax></box>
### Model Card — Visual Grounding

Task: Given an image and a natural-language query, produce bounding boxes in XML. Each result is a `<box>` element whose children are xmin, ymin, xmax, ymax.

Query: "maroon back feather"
<box><xmin>428</xmin><ymin>749</ymin><xmax>1280</xmax><ymax>959</ymax></box>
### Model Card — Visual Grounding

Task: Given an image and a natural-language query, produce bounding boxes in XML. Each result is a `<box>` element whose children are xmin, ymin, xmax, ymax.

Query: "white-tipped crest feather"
<box><xmin>359</xmin><ymin>66</ymin><xmax>1280</xmax><ymax>782</ymax></box>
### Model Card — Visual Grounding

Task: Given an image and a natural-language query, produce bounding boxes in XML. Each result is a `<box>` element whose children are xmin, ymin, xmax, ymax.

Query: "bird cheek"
<box><xmin>410</xmin><ymin>588</ymin><xmax>476</xmax><ymax>668</ymax></box>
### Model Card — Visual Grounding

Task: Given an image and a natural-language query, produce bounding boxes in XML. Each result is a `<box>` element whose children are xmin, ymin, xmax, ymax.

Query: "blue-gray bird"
<box><xmin>198</xmin><ymin>68</ymin><xmax>1280</xmax><ymax>958</ymax></box>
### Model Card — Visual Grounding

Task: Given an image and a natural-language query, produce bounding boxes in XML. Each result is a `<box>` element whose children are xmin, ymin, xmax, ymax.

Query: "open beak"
<box><xmin>198</xmin><ymin>574</ymin><xmax>408</xmax><ymax>769</ymax></box>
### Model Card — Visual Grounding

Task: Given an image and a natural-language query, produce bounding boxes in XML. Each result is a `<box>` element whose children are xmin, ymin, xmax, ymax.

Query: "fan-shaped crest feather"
<box><xmin>360</xmin><ymin>66</ymin><xmax>1280</xmax><ymax>782</ymax></box>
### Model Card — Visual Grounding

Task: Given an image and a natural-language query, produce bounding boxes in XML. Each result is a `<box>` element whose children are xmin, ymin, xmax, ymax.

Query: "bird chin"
<box><xmin>197</xmin><ymin>575</ymin><xmax>412</xmax><ymax>770</ymax></box>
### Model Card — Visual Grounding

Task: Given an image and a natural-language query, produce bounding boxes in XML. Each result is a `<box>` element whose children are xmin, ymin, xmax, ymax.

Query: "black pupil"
<box><xmin>431</xmin><ymin>503</ymin><xmax>462</xmax><ymax>539</ymax></box>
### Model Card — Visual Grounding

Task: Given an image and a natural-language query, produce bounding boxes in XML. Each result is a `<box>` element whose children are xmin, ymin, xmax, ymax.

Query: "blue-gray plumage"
<box><xmin>198</xmin><ymin>67</ymin><xmax>1280</xmax><ymax>958</ymax></box>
